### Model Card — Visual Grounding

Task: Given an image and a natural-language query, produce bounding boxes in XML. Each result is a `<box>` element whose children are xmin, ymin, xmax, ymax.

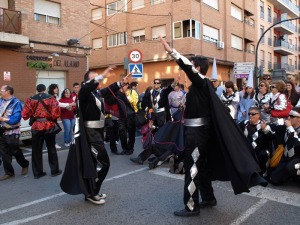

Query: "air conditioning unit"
<box><xmin>216</xmin><ymin>41</ymin><xmax>225</xmax><ymax>50</ymax></box>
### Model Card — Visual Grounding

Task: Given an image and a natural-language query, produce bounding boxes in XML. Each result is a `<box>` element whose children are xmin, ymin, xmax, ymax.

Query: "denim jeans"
<box><xmin>62</xmin><ymin>118</ymin><xmax>75</xmax><ymax>143</ymax></box>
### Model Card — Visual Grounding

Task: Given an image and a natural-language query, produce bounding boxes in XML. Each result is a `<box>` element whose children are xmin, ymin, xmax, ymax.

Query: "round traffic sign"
<box><xmin>128</xmin><ymin>49</ymin><xmax>142</xmax><ymax>63</ymax></box>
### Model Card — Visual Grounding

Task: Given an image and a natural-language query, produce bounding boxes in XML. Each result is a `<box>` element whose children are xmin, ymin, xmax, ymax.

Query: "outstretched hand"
<box><xmin>159</xmin><ymin>35</ymin><xmax>172</xmax><ymax>53</ymax></box>
<box><xmin>122</xmin><ymin>72</ymin><xmax>132</xmax><ymax>84</ymax></box>
<box><xmin>103</xmin><ymin>65</ymin><xmax>117</xmax><ymax>78</ymax></box>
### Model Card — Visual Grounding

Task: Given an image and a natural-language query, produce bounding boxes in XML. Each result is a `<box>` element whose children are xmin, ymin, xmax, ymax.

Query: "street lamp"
<box><xmin>254</xmin><ymin>16</ymin><xmax>300</xmax><ymax>86</ymax></box>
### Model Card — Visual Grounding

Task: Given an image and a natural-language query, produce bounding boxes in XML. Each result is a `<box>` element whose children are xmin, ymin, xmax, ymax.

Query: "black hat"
<box><xmin>36</xmin><ymin>84</ymin><xmax>46</xmax><ymax>92</ymax></box>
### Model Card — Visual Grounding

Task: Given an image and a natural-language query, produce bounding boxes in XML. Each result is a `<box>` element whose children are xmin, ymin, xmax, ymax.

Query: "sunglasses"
<box><xmin>211</xmin><ymin>80</ymin><xmax>217</xmax><ymax>83</ymax></box>
<box><xmin>248</xmin><ymin>112</ymin><xmax>259</xmax><ymax>116</ymax></box>
<box><xmin>288</xmin><ymin>115</ymin><xmax>300</xmax><ymax>118</ymax></box>
<box><xmin>270</xmin><ymin>86</ymin><xmax>276</xmax><ymax>89</ymax></box>
<box><xmin>259</xmin><ymin>84</ymin><xmax>265</xmax><ymax>87</ymax></box>
<box><xmin>154</xmin><ymin>82</ymin><xmax>161</xmax><ymax>84</ymax></box>
<box><xmin>263</xmin><ymin>78</ymin><xmax>271</xmax><ymax>80</ymax></box>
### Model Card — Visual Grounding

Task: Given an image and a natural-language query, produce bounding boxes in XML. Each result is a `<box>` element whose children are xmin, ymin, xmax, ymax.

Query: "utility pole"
<box><xmin>254</xmin><ymin>16</ymin><xmax>300</xmax><ymax>86</ymax></box>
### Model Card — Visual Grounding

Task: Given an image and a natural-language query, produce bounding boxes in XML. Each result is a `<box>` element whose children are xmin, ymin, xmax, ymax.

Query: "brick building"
<box><xmin>0</xmin><ymin>0</ymin><xmax>91</xmax><ymax>101</ymax></box>
<box><xmin>89</xmin><ymin>0</ymin><xmax>259</xmax><ymax>91</ymax></box>
<box><xmin>89</xmin><ymin>0</ymin><xmax>300</xmax><ymax>92</ymax></box>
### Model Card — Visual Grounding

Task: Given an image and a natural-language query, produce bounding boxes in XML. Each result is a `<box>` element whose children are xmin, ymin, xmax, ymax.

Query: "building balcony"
<box><xmin>0</xmin><ymin>7</ymin><xmax>29</xmax><ymax>46</ymax></box>
<box><xmin>268</xmin><ymin>0</ymin><xmax>299</xmax><ymax>17</ymax></box>
<box><xmin>273</xmin><ymin>40</ymin><xmax>296</xmax><ymax>55</ymax></box>
<box><xmin>274</xmin><ymin>63</ymin><xmax>295</xmax><ymax>73</ymax></box>
<box><xmin>273</xmin><ymin>18</ymin><xmax>296</xmax><ymax>35</ymax></box>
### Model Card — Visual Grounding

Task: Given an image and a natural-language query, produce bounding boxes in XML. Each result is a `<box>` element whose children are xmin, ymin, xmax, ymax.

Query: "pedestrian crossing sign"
<box><xmin>129</xmin><ymin>63</ymin><xmax>143</xmax><ymax>78</ymax></box>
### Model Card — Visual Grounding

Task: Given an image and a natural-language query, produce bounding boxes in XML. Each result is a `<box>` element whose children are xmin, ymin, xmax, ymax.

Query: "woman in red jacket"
<box><xmin>59</xmin><ymin>88</ymin><xmax>76</xmax><ymax>147</ymax></box>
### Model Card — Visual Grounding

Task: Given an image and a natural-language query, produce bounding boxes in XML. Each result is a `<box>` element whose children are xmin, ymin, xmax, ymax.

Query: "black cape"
<box><xmin>206</xmin><ymin>79</ymin><xmax>267</xmax><ymax>194</ymax></box>
<box><xmin>60</xmin><ymin>104</ymin><xmax>98</xmax><ymax>196</ymax></box>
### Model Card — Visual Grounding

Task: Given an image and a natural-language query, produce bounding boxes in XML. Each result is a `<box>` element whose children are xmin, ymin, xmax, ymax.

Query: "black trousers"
<box><xmin>85</xmin><ymin>127</ymin><xmax>110</xmax><ymax>194</ymax></box>
<box><xmin>118</xmin><ymin>114</ymin><xmax>136</xmax><ymax>151</ymax></box>
<box><xmin>0</xmin><ymin>134</ymin><xmax>29</xmax><ymax>176</ymax></box>
<box><xmin>31</xmin><ymin>132</ymin><xmax>59</xmax><ymax>176</ymax></box>
<box><xmin>139</xmin><ymin>144</ymin><xmax>171</xmax><ymax>163</ymax></box>
<box><xmin>183</xmin><ymin>125</ymin><xmax>216</xmax><ymax>212</ymax></box>
<box><xmin>270</xmin><ymin>157</ymin><xmax>300</xmax><ymax>185</ymax></box>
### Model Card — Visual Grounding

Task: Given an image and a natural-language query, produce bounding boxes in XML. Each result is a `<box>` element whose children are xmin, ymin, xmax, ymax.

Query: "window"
<box><xmin>151</xmin><ymin>0</ymin><xmax>165</xmax><ymax>5</ymax></box>
<box><xmin>34</xmin><ymin>0</ymin><xmax>60</xmax><ymax>25</ymax></box>
<box><xmin>132</xmin><ymin>29</ymin><xmax>145</xmax><ymax>43</ymax></box>
<box><xmin>93</xmin><ymin>38</ymin><xmax>103</xmax><ymax>49</ymax></box>
<box><xmin>268</xmin><ymin>52</ymin><xmax>272</xmax><ymax>69</ymax></box>
<box><xmin>107</xmin><ymin>0</ymin><xmax>127</xmax><ymax>16</ymax></box>
<box><xmin>152</xmin><ymin>25</ymin><xmax>166</xmax><ymax>40</ymax></box>
<box><xmin>249</xmin><ymin>44</ymin><xmax>255</xmax><ymax>53</ymax></box>
<box><xmin>203</xmin><ymin>0</ymin><xmax>219</xmax><ymax>10</ymax></box>
<box><xmin>92</xmin><ymin>8</ymin><xmax>102</xmax><ymax>21</ymax></box>
<box><xmin>231</xmin><ymin>34</ymin><xmax>243</xmax><ymax>50</ymax></box>
<box><xmin>267</xmin><ymin>6</ymin><xmax>271</xmax><ymax>22</ymax></box>
<box><xmin>203</xmin><ymin>25</ymin><xmax>219</xmax><ymax>43</ymax></box>
<box><xmin>173</xmin><ymin>20</ymin><xmax>201</xmax><ymax>39</ymax></box>
<box><xmin>260</xmin><ymin>50</ymin><xmax>265</xmax><ymax>67</ymax></box>
<box><xmin>260</xmin><ymin>25</ymin><xmax>264</xmax><ymax>44</ymax></box>
<box><xmin>231</xmin><ymin>4</ymin><xmax>242</xmax><ymax>21</ymax></box>
<box><xmin>132</xmin><ymin>0</ymin><xmax>144</xmax><ymax>10</ymax></box>
<box><xmin>107</xmin><ymin>32</ymin><xmax>127</xmax><ymax>47</ymax></box>
<box><xmin>260</xmin><ymin>1</ymin><xmax>264</xmax><ymax>19</ymax></box>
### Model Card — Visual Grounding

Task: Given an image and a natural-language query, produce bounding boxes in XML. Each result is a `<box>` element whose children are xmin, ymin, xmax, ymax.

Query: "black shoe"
<box><xmin>174</xmin><ymin>208</ymin><xmax>200</xmax><ymax>217</ymax></box>
<box><xmin>199</xmin><ymin>199</ymin><xmax>217</xmax><ymax>208</ymax></box>
<box><xmin>125</xmin><ymin>149</ymin><xmax>134</xmax><ymax>155</ymax></box>
<box><xmin>130</xmin><ymin>157</ymin><xmax>143</xmax><ymax>165</ymax></box>
<box><xmin>34</xmin><ymin>172</ymin><xmax>46</xmax><ymax>179</ymax></box>
<box><xmin>51</xmin><ymin>169</ymin><xmax>62</xmax><ymax>177</ymax></box>
<box><xmin>148</xmin><ymin>161</ymin><xmax>158</xmax><ymax>170</ymax></box>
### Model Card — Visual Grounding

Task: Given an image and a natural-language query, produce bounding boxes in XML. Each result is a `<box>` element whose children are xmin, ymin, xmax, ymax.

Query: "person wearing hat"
<box><xmin>210</xmin><ymin>57</ymin><xmax>225</xmax><ymax>98</ymax></box>
<box><xmin>237</xmin><ymin>69</ymin><xmax>256</xmax><ymax>123</ymax></box>
<box><xmin>22</xmin><ymin>84</ymin><xmax>62</xmax><ymax>179</ymax></box>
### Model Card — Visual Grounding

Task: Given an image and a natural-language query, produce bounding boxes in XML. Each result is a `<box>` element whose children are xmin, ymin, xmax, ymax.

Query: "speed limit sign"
<box><xmin>128</xmin><ymin>49</ymin><xmax>142</xmax><ymax>63</ymax></box>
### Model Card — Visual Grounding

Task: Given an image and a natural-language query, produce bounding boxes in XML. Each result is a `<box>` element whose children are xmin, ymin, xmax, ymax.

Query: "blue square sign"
<box><xmin>128</xmin><ymin>63</ymin><xmax>143</xmax><ymax>78</ymax></box>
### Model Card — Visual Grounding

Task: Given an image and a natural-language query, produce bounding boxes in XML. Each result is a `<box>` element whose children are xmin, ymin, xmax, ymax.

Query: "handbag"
<box><xmin>270</xmin><ymin>102</ymin><xmax>292</xmax><ymax>118</ymax></box>
<box><xmin>270</xmin><ymin>96</ymin><xmax>292</xmax><ymax>118</ymax></box>
<box><xmin>104</xmin><ymin>87</ymin><xmax>120</xmax><ymax>118</ymax></box>
<box><xmin>270</xmin><ymin>144</ymin><xmax>284</xmax><ymax>168</ymax></box>
<box><xmin>135</xmin><ymin>109</ymin><xmax>148</xmax><ymax>128</ymax></box>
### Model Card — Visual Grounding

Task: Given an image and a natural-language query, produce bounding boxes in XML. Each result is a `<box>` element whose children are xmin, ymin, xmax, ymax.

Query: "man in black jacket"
<box><xmin>160</xmin><ymin>36</ymin><xmax>267</xmax><ymax>217</ymax></box>
<box><xmin>60</xmin><ymin>67</ymin><xmax>130</xmax><ymax>205</ymax></box>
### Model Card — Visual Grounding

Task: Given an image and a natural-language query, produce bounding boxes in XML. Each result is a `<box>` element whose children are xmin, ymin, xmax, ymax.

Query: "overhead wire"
<box><xmin>79</xmin><ymin>1</ymin><xmax>170</xmax><ymax>42</ymax></box>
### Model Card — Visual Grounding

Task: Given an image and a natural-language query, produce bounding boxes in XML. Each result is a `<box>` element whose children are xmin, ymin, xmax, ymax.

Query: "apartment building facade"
<box><xmin>89</xmin><ymin>0</ymin><xmax>258</xmax><ymax>91</ymax></box>
<box><xmin>0</xmin><ymin>0</ymin><xmax>91</xmax><ymax>101</ymax></box>
<box><xmin>257</xmin><ymin>0</ymin><xmax>300</xmax><ymax>80</ymax></box>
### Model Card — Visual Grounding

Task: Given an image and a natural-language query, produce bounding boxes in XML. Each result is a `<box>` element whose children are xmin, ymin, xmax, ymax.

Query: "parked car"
<box><xmin>20</xmin><ymin>101</ymin><xmax>32</xmax><ymax>145</ymax></box>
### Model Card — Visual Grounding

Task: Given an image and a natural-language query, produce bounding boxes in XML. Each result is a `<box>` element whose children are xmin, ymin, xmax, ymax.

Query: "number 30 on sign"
<box><xmin>128</xmin><ymin>49</ymin><xmax>142</xmax><ymax>63</ymax></box>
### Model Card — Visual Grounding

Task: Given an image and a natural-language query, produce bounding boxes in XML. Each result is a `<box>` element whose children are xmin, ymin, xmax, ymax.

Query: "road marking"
<box><xmin>1</xmin><ymin>210</ymin><xmax>61</xmax><ymax>225</ymax></box>
<box><xmin>0</xmin><ymin>168</ymin><xmax>147</xmax><ymax>216</ymax></box>
<box><xmin>229</xmin><ymin>199</ymin><xmax>268</xmax><ymax>225</ymax></box>
<box><xmin>151</xmin><ymin>167</ymin><xmax>300</xmax><ymax>207</ymax></box>
<box><xmin>0</xmin><ymin>193</ymin><xmax>65</xmax><ymax>215</ymax></box>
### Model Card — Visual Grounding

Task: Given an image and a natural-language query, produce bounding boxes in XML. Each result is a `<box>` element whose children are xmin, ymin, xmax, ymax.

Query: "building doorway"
<box><xmin>36</xmin><ymin>71</ymin><xmax>66</xmax><ymax>99</ymax></box>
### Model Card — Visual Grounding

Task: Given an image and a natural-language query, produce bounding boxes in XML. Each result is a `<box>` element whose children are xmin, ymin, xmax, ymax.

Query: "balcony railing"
<box><xmin>274</xmin><ymin>63</ymin><xmax>295</xmax><ymax>72</ymax></box>
<box><xmin>274</xmin><ymin>40</ymin><xmax>296</xmax><ymax>51</ymax></box>
<box><xmin>0</xmin><ymin>7</ymin><xmax>21</xmax><ymax>34</ymax></box>
<box><xmin>273</xmin><ymin>17</ymin><xmax>297</xmax><ymax>32</ymax></box>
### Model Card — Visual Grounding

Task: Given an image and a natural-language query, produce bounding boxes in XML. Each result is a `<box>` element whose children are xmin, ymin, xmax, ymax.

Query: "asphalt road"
<box><xmin>0</xmin><ymin>133</ymin><xmax>300</xmax><ymax>225</ymax></box>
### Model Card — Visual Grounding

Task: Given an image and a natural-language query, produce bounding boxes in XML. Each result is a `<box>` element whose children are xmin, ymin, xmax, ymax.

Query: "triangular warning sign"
<box><xmin>131</xmin><ymin>65</ymin><xmax>142</xmax><ymax>74</ymax></box>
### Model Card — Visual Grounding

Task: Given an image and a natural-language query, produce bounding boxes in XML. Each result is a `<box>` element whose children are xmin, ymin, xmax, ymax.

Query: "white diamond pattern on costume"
<box><xmin>187</xmin><ymin>147</ymin><xmax>200</xmax><ymax>211</ymax></box>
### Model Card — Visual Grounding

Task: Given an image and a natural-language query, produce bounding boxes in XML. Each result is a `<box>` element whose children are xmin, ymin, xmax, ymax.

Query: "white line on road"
<box><xmin>151</xmin><ymin>167</ymin><xmax>300</xmax><ymax>207</ymax></box>
<box><xmin>0</xmin><ymin>168</ymin><xmax>147</xmax><ymax>216</ymax></box>
<box><xmin>1</xmin><ymin>210</ymin><xmax>61</xmax><ymax>225</ymax></box>
<box><xmin>0</xmin><ymin>193</ymin><xmax>66</xmax><ymax>215</ymax></box>
<box><xmin>229</xmin><ymin>199</ymin><xmax>268</xmax><ymax>225</ymax></box>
